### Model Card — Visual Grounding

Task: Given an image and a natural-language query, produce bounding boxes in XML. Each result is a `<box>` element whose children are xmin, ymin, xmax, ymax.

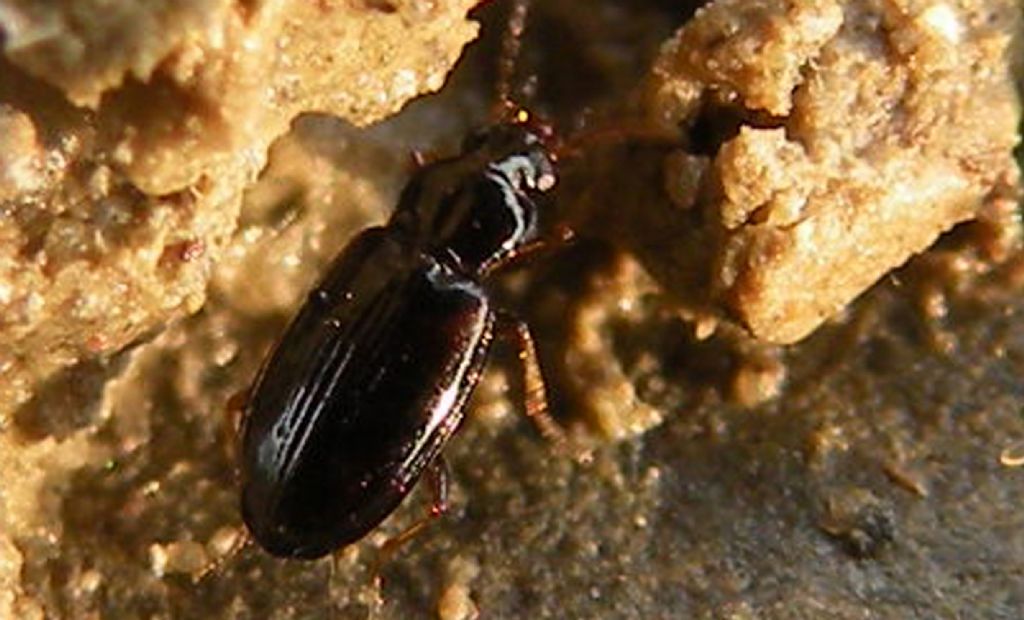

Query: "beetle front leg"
<box><xmin>483</xmin><ymin>224</ymin><xmax>575</xmax><ymax>276</ymax></box>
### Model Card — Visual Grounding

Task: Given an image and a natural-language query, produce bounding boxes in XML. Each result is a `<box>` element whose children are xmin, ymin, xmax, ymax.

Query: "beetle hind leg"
<box><xmin>369</xmin><ymin>458</ymin><xmax>451</xmax><ymax>588</ymax></box>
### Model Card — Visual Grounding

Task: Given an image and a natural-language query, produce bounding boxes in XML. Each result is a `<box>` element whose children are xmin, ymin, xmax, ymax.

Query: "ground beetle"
<box><xmin>238</xmin><ymin>113</ymin><xmax>566</xmax><ymax>559</ymax></box>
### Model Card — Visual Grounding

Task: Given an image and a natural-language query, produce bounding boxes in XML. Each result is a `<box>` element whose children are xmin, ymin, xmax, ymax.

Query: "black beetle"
<box><xmin>238</xmin><ymin>118</ymin><xmax>564</xmax><ymax>559</ymax></box>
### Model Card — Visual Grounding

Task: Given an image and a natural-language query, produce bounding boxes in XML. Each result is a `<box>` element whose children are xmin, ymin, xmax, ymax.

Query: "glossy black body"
<box><xmin>240</xmin><ymin>124</ymin><xmax>557</xmax><ymax>559</ymax></box>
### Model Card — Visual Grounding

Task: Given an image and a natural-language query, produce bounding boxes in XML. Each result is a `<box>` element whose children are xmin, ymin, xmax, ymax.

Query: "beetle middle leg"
<box><xmin>495</xmin><ymin>311</ymin><xmax>573</xmax><ymax>450</ymax></box>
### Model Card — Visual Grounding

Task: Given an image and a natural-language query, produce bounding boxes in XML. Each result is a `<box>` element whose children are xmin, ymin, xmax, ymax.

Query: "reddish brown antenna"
<box><xmin>554</xmin><ymin>120</ymin><xmax>682</xmax><ymax>161</ymax></box>
<box><xmin>487</xmin><ymin>0</ymin><xmax>679</xmax><ymax>157</ymax></box>
<box><xmin>493</xmin><ymin>0</ymin><xmax>532</xmax><ymax>120</ymax></box>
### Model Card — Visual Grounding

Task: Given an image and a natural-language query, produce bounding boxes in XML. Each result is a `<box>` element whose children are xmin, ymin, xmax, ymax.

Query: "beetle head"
<box><xmin>392</xmin><ymin>117</ymin><xmax>558</xmax><ymax>276</ymax></box>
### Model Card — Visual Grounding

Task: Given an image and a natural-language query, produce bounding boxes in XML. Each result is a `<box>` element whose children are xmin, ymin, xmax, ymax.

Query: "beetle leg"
<box><xmin>513</xmin><ymin>224</ymin><xmax>575</xmax><ymax>263</ymax></box>
<box><xmin>484</xmin><ymin>223</ymin><xmax>575</xmax><ymax>276</ymax></box>
<box><xmin>496</xmin><ymin>311</ymin><xmax>569</xmax><ymax>451</ymax></box>
<box><xmin>370</xmin><ymin>458</ymin><xmax>451</xmax><ymax>587</ymax></box>
<box><xmin>192</xmin><ymin>527</ymin><xmax>252</xmax><ymax>584</ymax></box>
<box><xmin>223</xmin><ymin>388</ymin><xmax>249</xmax><ymax>467</ymax></box>
<box><xmin>497</xmin><ymin>312</ymin><xmax>593</xmax><ymax>463</ymax></box>
<box><xmin>427</xmin><ymin>456</ymin><xmax>451</xmax><ymax>518</ymax></box>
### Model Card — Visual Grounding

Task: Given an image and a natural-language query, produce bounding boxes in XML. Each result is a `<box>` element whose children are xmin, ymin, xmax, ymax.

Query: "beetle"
<box><xmin>238</xmin><ymin>117</ymin><xmax>566</xmax><ymax>559</ymax></box>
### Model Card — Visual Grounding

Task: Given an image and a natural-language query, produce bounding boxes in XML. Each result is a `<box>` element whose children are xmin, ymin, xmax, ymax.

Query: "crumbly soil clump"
<box><xmin>646</xmin><ymin>0</ymin><xmax>1021</xmax><ymax>344</ymax></box>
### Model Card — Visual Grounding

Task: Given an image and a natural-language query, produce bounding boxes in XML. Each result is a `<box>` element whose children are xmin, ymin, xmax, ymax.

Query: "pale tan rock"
<box><xmin>0</xmin><ymin>106</ymin><xmax>45</xmax><ymax>199</ymax></box>
<box><xmin>563</xmin><ymin>254</ymin><xmax>666</xmax><ymax>440</ymax></box>
<box><xmin>647</xmin><ymin>0</ymin><xmax>844</xmax><ymax>120</ymax></box>
<box><xmin>647</xmin><ymin>0</ymin><xmax>1022</xmax><ymax>343</ymax></box>
<box><xmin>718</xmin><ymin>133</ymin><xmax>982</xmax><ymax>343</ymax></box>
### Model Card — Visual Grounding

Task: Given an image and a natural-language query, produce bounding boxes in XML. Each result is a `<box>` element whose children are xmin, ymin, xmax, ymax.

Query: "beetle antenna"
<box><xmin>493</xmin><ymin>0</ymin><xmax>532</xmax><ymax>120</ymax></box>
<box><xmin>553</xmin><ymin>119</ymin><xmax>682</xmax><ymax>161</ymax></box>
